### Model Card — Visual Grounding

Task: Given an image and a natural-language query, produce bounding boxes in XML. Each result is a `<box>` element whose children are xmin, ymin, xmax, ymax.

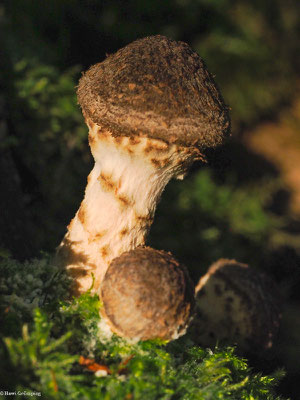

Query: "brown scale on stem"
<box><xmin>97</xmin><ymin>172</ymin><xmax>117</xmax><ymax>192</ymax></box>
<box><xmin>78</xmin><ymin>204</ymin><xmax>87</xmax><ymax>226</ymax></box>
<box><xmin>119</xmin><ymin>227</ymin><xmax>129</xmax><ymax>238</ymax></box>
<box><xmin>88</xmin><ymin>231</ymin><xmax>107</xmax><ymax>244</ymax></box>
<box><xmin>100</xmin><ymin>245</ymin><xmax>110</xmax><ymax>259</ymax></box>
<box><xmin>117</xmin><ymin>194</ymin><xmax>134</xmax><ymax>209</ymax></box>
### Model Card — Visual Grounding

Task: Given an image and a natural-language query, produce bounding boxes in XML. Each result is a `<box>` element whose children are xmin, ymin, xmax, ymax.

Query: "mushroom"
<box><xmin>190</xmin><ymin>259</ymin><xmax>281</xmax><ymax>352</ymax></box>
<box><xmin>99</xmin><ymin>247</ymin><xmax>195</xmax><ymax>341</ymax></box>
<box><xmin>56</xmin><ymin>35</ymin><xmax>230</xmax><ymax>294</ymax></box>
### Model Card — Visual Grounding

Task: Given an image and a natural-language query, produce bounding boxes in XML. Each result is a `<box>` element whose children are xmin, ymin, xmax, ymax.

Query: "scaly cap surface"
<box><xmin>77</xmin><ymin>35</ymin><xmax>230</xmax><ymax>150</ymax></box>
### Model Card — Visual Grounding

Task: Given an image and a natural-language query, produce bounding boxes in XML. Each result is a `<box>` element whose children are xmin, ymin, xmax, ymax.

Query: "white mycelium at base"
<box><xmin>57</xmin><ymin>121</ymin><xmax>197</xmax><ymax>294</ymax></box>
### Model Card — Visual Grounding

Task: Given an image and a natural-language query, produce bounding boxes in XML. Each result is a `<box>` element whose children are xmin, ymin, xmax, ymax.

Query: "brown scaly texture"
<box><xmin>100</xmin><ymin>247</ymin><xmax>195</xmax><ymax>340</ymax></box>
<box><xmin>77</xmin><ymin>35</ymin><xmax>230</xmax><ymax>150</ymax></box>
<box><xmin>192</xmin><ymin>259</ymin><xmax>281</xmax><ymax>352</ymax></box>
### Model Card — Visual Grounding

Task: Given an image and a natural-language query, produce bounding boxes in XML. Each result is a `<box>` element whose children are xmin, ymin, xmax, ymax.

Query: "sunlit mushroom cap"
<box><xmin>191</xmin><ymin>259</ymin><xmax>281</xmax><ymax>352</ymax></box>
<box><xmin>77</xmin><ymin>35</ymin><xmax>230</xmax><ymax>150</ymax></box>
<box><xmin>100</xmin><ymin>247</ymin><xmax>195</xmax><ymax>341</ymax></box>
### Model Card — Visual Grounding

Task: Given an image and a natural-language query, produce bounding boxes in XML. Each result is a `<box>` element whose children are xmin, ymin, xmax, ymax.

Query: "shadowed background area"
<box><xmin>0</xmin><ymin>0</ymin><xmax>300</xmax><ymax>397</ymax></box>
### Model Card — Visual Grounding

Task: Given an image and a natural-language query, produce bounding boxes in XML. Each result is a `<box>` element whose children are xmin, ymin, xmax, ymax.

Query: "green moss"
<box><xmin>0</xmin><ymin>254</ymin><xmax>70</xmax><ymax>336</ymax></box>
<box><xmin>0</xmin><ymin>257</ymin><xmax>285</xmax><ymax>399</ymax></box>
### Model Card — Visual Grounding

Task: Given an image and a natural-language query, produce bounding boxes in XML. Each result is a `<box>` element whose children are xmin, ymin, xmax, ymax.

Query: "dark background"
<box><xmin>1</xmin><ymin>1</ymin><xmax>300</xmax><ymax>397</ymax></box>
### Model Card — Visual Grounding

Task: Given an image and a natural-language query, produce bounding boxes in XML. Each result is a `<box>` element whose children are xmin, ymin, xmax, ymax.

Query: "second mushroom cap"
<box><xmin>100</xmin><ymin>247</ymin><xmax>195</xmax><ymax>341</ymax></box>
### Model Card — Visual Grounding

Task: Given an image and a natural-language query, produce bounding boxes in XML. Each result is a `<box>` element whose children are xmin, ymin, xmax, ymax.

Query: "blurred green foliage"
<box><xmin>9</xmin><ymin>59</ymin><xmax>89</xmax><ymax>247</ymax></box>
<box><xmin>149</xmin><ymin>169</ymin><xmax>283</xmax><ymax>280</ymax></box>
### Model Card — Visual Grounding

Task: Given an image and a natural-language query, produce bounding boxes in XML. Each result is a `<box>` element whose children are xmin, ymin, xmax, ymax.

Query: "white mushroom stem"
<box><xmin>57</xmin><ymin>120</ymin><xmax>199</xmax><ymax>294</ymax></box>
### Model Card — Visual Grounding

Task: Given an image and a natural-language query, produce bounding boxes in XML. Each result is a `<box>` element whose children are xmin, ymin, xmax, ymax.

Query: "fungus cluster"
<box><xmin>57</xmin><ymin>35</ymin><xmax>280</xmax><ymax>345</ymax></box>
<box><xmin>56</xmin><ymin>35</ymin><xmax>229</xmax><ymax>296</ymax></box>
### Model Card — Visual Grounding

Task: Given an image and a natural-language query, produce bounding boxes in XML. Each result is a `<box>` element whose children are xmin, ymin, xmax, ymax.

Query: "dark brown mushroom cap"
<box><xmin>100</xmin><ymin>247</ymin><xmax>195</xmax><ymax>340</ymax></box>
<box><xmin>77</xmin><ymin>35</ymin><xmax>230</xmax><ymax>150</ymax></box>
<box><xmin>191</xmin><ymin>259</ymin><xmax>281</xmax><ymax>352</ymax></box>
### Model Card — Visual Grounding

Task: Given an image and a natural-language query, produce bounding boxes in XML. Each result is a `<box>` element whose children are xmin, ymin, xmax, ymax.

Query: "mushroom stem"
<box><xmin>57</xmin><ymin>121</ymin><xmax>196</xmax><ymax>294</ymax></box>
